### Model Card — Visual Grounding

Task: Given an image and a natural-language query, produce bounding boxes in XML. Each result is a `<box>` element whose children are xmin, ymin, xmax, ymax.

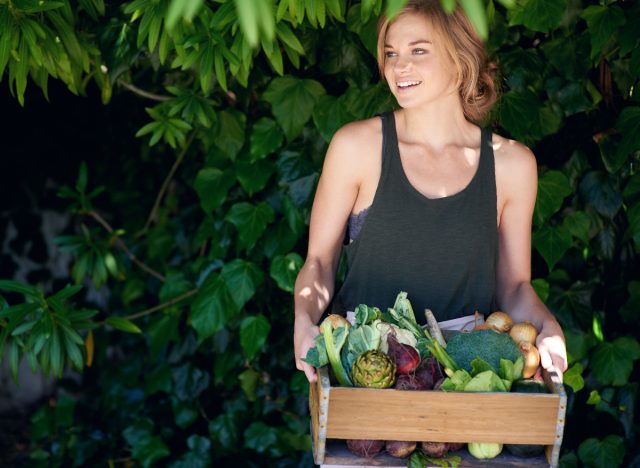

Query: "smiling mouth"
<box><xmin>396</xmin><ymin>80</ymin><xmax>422</xmax><ymax>89</ymax></box>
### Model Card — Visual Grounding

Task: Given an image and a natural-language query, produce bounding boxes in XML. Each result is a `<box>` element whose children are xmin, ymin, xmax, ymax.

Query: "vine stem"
<box><xmin>116</xmin><ymin>79</ymin><xmax>171</xmax><ymax>101</ymax></box>
<box><xmin>141</xmin><ymin>131</ymin><xmax>197</xmax><ymax>234</ymax></box>
<box><xmin>124</xmin><ymin>288</ymin><xmax>199</xmax><ymax>321</ymax></box>
<box><xmin>86</xmin><ymin>210</ymin><xmax>166</xmax><ymax>282</ymax></box>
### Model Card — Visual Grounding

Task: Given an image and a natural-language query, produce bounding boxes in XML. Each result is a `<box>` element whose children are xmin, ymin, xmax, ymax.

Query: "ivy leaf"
<box><xmin>577</xmin><ymin>435</ymin><xmax>625</xmax><ymax>468</ymax></box>
<box><xmin>239</xmin><ymin>315</ymin><xmax>271</xmax><ymax>360</ymax></box>
<box><xmin>532</xmin><ymin>225</ymin><xmax>572</xmax><ymax>271</ymax></box>
<box><xmin>221</xmin><ymin>259</ymin><xmax>264</xmax><ymax>310</ymax></box>
<box><xmin>563</xmin><ymin>362</ymin><xmax>584</xmax><ymax>393</ymax></box>
<box><xmin>615</xmin><ymin>107</ymin><xmax>640</xmax><ymax>167</ymax></box>
<box><xmin>225</xmin><ymin>202</ymin><xmax>275</xmax><ymax>251</ymax></box>
<box><xmin>619</xmin><ymin>281</ymin><xmax>640</xmax><ymax>326</ymax></box>
<box><xmin>581</xmin><ymin>5</ymin><xmax>626</xmax><ymax>61</ymax></box>
<box><xmin>499</xmin><ymin>90</ymin><xmax>541</xmax><ymax>142</ymax></box>
<box><xmin>243</xmin><ymin>422</ymin><xmax>278</xmax><ymax>453</ymax></box>
<box><xmin>123</xmin><ymin>420</ymin><xmax>171</xmax><ymax>468</ymax></box>
<box><xmin>534</xmin><ymin>170</ymin><xmax>572</xmax><ymax>226</ymax></box>
<box><xmin>189</xmin><ymin>273</ymin><xmax>239</xmax><ymax>342</ymax></box>
<box><xmin>214</xmin><ymin>109</ymin><xmax>246</xmax><ymax>161</ymax></box>
<box><xmin>269</xmin><ymin>253</ymin><xmax>303</xmax><ymax>292</ymax></box>
<box><xmin>562</xmin><ymin>211</ymin><xmax>591</xmax><ymax>244</ymax></box>
<box><xmin>262</xmin><ymin>76</ymin><xmax>325</xmax><ymax>141</ymax></box>
<box><xmin>208</xmin><ymin>414</ymin><xmax>239</xmax><ymax>453</ymax></box>
<box><xmin>509</xmin><ymin>0</ymin><xmax>567</xmax><ymax>33</ymax></box>
<box><xmin>591</xmin><ymin>337</ymin><xmax>640</xmax><ymax>386</ymax></box>
<box><xmin>312</xmin><ymin>94</ymin><xmax>356</xmax><ymax>143</ymax></box>
<box><xmin>235</xmin><ymin>159</ymin><xmax>274</xmax><ymax>195</ymax></box>
<box><xmin>250</xmin><ymin>118</ymin><xmax>284</xmax><ymax>161</ymax></box>
<box><xmin>238</xmin><ymin>368</ymin><xmax>259</xmax><ymax>401</ymax></box>
<box><xmin>193</xmin><ymin>168</ymin><xmax>235</xmax><ymax>212</ymax></box>
<box><xmin>565</xmin><ymin>328</ymin><xmax>597</xmax><ymax>363</ymax></box>
<box><xmin>579</xmin><ymin>171</ymin><xmax>622</xmax><ymax>219</ymax></box>
<box><xmin>628</xmin><ymin>199</ymin><xmax>640</xmax><ymax>253</ymax></box>
<box><xmin>531</xmin><ymin>278</ymin><xmax>549</xmax><ymax>303</ymax></box>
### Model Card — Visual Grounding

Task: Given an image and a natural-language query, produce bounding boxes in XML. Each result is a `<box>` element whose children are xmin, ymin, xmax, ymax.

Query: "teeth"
<box><xmin>397</xmin><ymin>81</ymin><xmax>421</xmax><ymax>88</ymax></box>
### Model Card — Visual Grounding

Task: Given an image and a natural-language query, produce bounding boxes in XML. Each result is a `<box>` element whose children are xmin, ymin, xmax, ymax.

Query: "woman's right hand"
<box><xmin>294</xmin><ymin>320</ymin><xmax>320</xmax><ymax>383</ymax></box>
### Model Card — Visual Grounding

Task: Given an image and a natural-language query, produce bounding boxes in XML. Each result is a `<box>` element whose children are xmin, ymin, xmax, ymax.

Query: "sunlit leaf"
<box><xmin>269</xmin><ymin>253</ymin><xmax>303</xmax><ymax>292</ymax></box>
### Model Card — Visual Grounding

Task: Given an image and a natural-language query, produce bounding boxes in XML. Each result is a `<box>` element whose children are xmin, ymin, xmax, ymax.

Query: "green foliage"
<box><xmin>1</xmin><ymin>0</ymin><xmax>639</xmax><ymax>466</ymax></box>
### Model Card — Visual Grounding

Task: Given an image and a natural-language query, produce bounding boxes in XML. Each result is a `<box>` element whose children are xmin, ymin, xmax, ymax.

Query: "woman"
<box><xmin>293</xmin><ymin>0</ymin><xmax>567</xmax><ymax>384</ymax></box>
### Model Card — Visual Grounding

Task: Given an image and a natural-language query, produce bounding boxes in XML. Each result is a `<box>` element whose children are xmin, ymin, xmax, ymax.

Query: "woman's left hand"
<box><xmin>536</xmin><ymin>319</ymin><xmax>568</xmax><ymax>380</ymax></box>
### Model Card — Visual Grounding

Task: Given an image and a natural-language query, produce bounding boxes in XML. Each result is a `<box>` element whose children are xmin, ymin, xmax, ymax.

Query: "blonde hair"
<box><xmin>376</xmin><ymin>0</ymin><xmax>497</xmax><ymax>123</ymax></box>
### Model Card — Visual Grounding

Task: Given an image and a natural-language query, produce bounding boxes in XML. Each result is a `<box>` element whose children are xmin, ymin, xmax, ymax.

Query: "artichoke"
<box><xmin>351</xmin><ymin>350</ymin><xmax>396</xmax><ymax>388</ymax></box>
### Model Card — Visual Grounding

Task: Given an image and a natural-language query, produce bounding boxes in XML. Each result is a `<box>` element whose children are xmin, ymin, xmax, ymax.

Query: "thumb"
<box><xmin>538</xmin><ymin>344</ymin><xmax>553</xmax><ymax>370</ymax></box>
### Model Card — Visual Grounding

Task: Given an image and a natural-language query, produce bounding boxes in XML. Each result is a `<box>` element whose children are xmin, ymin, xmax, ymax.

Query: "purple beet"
<box><xmin>346</xmin><ymin>439</ymin><xmax>385</xmax><ymax>458</ymax></box>
<box><xmin>386</xmin><ymin>440</ymin><xmax>417</xmax><ymax>458</ymax></box>
<box><xmin>414</xmin><ymin>356</ymin><xmax>441</xmax><ymax>390</ymax></box>
<box><xmin>395</xmin><ymin>373</ymin><xmax>430</xmax><ymax>391</ymax></box>
<box><xmin>387</xmin><ymin>333</ymin><xmax>421</xmax><ymax>374</ymax></box>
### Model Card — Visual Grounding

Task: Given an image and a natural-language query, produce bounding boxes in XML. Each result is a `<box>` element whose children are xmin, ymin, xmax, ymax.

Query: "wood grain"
<box><xmin>325</xmin><ymin>387</ymin><xmax>560</xmax><ymax>444</ymax></box>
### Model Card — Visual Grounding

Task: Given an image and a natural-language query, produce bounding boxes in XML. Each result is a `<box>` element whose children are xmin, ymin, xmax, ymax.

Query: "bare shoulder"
<box><xmin>492</xmin><ymin>133</ymin><xmax>537</xmax><ymax>181</ymax></box>
<box><xmin>325</xmin><ymin>116</ymin><xmax>382</xmax><ymax>167</ymax></box>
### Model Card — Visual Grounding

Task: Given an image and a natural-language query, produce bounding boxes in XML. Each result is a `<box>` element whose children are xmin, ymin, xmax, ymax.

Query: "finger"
<box><xmin>303</xmin><ymin>363</ymin><xmax>317</xmax><ymax>383</ymax></box>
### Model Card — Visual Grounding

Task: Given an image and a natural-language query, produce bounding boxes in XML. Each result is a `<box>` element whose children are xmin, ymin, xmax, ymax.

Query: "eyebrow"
<box><xmin>384</xmin><ymin>39</ymin><xmax>432</xmax><ymax>48</ymax></box>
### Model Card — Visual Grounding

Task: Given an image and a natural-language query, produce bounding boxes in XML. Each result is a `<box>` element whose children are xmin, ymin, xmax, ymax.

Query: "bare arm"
<box><xmin>293</xmin><ymin>123</ymin><xmax>368</xmax><ymax>382</ymax></box>
<box><xmin>495</xmin><ymin>141</ymin><xmax>568</xmax><ymax>376</ymax></box>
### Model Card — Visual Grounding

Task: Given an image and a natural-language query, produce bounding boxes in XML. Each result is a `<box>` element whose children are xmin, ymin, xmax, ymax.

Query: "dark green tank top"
<box><xmin>332</xmin><ymin>112</ymin><xmax>498</xmax><ymax>324</ymax></box>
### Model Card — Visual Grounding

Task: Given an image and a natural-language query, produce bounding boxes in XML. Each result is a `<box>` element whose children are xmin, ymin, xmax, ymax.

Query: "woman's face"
<box><xmin>382</xmin><ymin>13</ymin><xmax>458</xmax><ymax>109</ymax></box>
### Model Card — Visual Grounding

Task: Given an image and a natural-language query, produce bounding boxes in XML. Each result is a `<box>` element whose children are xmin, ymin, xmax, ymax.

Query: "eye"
<box><xmin>385</xmin><ymin>51</ymin><xmax>397</xmax><ymax>58</ymax></box>
<box><xmin>413</xmin><ymin>48</ymin><xmax>427</xmax><ymax>55</ymax></box>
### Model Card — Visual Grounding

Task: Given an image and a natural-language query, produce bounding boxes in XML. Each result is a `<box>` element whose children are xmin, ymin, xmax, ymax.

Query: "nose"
<box><xmin>394</xmin><ymin>56</ymin><xmax>412</xmax><ymax>73</ymax></box>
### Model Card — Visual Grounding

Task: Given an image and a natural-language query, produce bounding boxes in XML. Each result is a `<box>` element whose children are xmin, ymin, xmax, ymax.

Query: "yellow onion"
<box><xmin>509</xmin><ymin>322</ymin><xmax>538</xmax><ymax>345</ymax></box>
<box><xmin>485</xmin><ymin>311</ymin><xmax>514</xmax><ymax>333</ymax></box>
<box><xmin>518</xmin><ymin>341</ymin><xmax>541</xmax><ymax>378</ymax></box>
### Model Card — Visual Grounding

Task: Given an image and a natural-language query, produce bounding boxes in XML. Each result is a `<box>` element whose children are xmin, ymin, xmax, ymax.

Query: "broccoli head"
<box><xmin>446</xmin><ymin>329</ymin><xmax>523</xmax><ymax>373</ymax></box>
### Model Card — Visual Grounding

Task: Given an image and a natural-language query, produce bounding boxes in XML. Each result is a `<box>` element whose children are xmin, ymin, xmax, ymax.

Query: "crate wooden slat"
<box><xmin>310</xmin><ymin>366</ymin><xmax>566</xmax><ymax>467</ymax></box>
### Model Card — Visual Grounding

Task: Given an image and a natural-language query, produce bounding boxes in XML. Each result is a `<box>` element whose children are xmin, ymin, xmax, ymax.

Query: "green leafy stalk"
<box><xmin>320</xmin><ymin>317</ymin><xmax>352</xmax><ymax>386</ymax></box>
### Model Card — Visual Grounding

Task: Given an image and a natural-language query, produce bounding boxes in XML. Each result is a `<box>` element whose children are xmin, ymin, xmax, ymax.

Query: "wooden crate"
<box><xmin>310</xmin><ymin>366</ymin><xmax>566</xmax><ymax>467</ymax></box>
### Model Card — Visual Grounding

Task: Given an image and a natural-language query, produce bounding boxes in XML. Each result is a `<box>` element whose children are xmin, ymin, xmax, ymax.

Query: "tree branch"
<box><xmin>142</xmin><ymin>131</ymin><xmax>197</xmax><ymax>234</ymax></box>
<box><xmin>124</xmin><ymin>288</ymin><xmax>199</xmax><ymax>321</ymax></box>
<box><xmin>116</xmin><ymin>79</ymin><xmax>172</xmax><ymax>102</ymax></box>
<box><xmin>85</xmin><ymin>210</ymin><xmax>166</xmax><ymax>282</ymax></box>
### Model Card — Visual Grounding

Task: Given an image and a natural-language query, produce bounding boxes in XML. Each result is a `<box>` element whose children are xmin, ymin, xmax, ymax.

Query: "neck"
<box><xmin>395</xmin><ymin>95</ymin><xmax>478</xmax><ymax>151</ymax></box>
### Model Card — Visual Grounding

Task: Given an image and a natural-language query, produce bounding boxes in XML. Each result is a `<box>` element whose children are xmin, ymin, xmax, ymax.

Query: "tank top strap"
<box><xmin>474</xmin><ymin>127</ymin><xmax>496</xmax><ymax>199</ymax></box>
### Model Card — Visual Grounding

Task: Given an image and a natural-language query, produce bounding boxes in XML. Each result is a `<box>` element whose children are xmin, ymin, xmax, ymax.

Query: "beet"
<box><xmin>433</xmin><ymin>377</ymin><xmax>445</xmax><ymax>391</ymax></box>
<box><xmin>395</xmin><ymin>373</ymin><xmax>430</xmax><ymax>391</ymax></box>
<box><xmin>387</xmin><ymin>333</ymin><xmax>420</xmax><ymax>374</ymax></box>
<box><xmin>414</xmin><ymin>356</ymin><xmax>441</xmax><ymax>389</ymax></box>
<box><xmin>420</xmin><ymin>441</ymin><xmax>449</xmax><ymax>458</ymax></box>
<box><xmin>386</xmin><ymin>440</ymin><xmax>416</xmax><ymax>458</ymax></box>
<box><xmin>346</xmin><ymin>439</ymin><xmax>385</xmax><ymax>458</ymax></box>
